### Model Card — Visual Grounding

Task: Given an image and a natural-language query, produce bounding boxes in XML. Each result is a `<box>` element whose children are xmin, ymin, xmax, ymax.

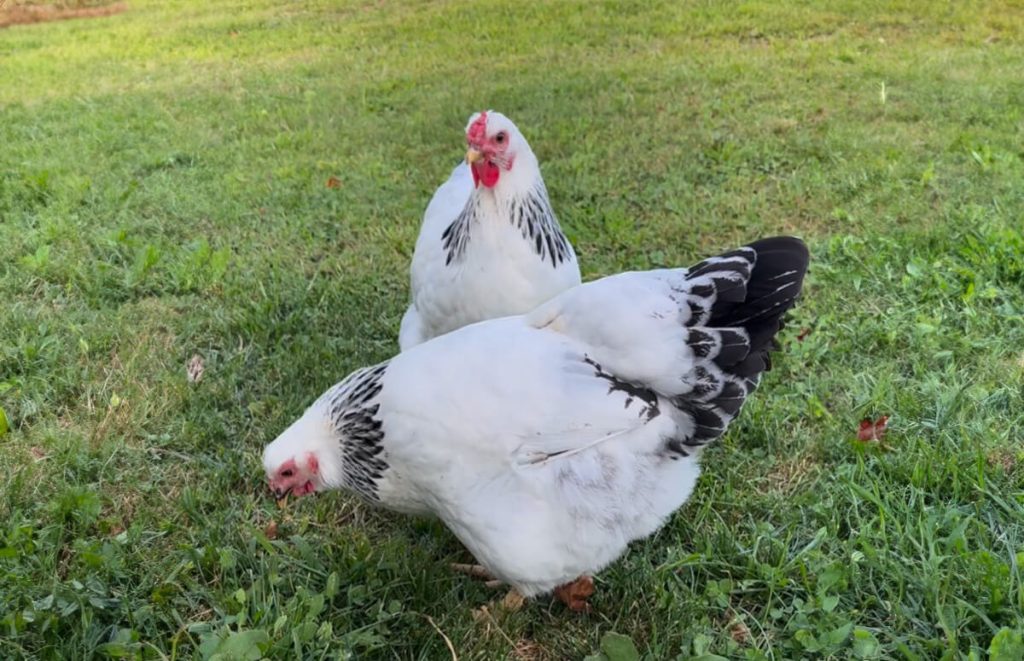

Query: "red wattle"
<box><xmin>472</xmin><ymin>161</ymin><xmax>500</xmax><ymax>188</ymax></box>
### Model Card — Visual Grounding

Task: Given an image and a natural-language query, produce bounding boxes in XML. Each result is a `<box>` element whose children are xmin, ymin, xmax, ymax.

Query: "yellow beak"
<box><xmin>465</xmin><ymin>148</ymin><xmax>483</xmax><ymax>164</ymax></box>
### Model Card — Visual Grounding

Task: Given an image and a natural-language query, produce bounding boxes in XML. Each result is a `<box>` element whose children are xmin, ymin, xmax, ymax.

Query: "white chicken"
<box><xmin>398</xmin><ymin>111</ymin><xmax>581</xmax><ymax>350</ymax></box>
<box><xmin>264</xmin><ymin>237</ymin><xmax>809</xmax><ymax>610</ymax></box>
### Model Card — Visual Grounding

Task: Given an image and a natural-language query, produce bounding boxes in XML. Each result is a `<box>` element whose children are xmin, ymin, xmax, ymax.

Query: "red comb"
<box><xmin>467</xmin><ymin>111</ymin><xmax>488</xmax><ymax>143</ymax></box>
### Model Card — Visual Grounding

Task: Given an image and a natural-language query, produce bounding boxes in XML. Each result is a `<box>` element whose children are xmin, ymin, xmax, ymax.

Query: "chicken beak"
<box><xmin>466</xmin><ymin>148</ymin><xmax>483</xmax><ymax>164</ymax></box>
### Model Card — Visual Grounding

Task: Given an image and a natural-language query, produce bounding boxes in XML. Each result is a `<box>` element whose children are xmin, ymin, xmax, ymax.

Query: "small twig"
<box><xmin>423</xmin><ymin>615</ymin><xmax>458</xmax><ymax>661</ymax></box>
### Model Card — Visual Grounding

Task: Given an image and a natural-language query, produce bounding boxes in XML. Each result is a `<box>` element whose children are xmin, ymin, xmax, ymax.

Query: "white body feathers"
<box><xmin>265</xmin><ymin>238</ymin><xmax>809</xmax><ymax>598</ymax></box>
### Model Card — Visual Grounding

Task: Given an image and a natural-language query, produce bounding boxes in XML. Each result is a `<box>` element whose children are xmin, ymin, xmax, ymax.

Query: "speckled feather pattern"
<box><xmin>441</xmin><ymin>180</ymin><xmax>572</xmax><ymax>268</ymax></box>
<box><xmin>317</xmin><ymin>362</ymin><xmax>389</xmax><ymax>501</ymax></box>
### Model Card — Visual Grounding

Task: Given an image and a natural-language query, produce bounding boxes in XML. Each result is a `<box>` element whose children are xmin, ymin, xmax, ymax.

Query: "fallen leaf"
<box><xmin>729</xmin><ymin>618</ymin><xmax>752</xmax><ymax>645</ymax></box>
<box><xmin>554</xmin><ymin>576</ymin><xmax>594</xmax><ymax>613</ymax></box>
<box><xmin>797</xmin><ymin>327</ymin><xmax>812</xmax><ymax>342</ymax></box>
<box><xmin>857</xmin><ymin>415</ymin><xmax>889</xmax><ymax>442</ymax></box>
<box><xmin>29</xmin><ymin>447</ymin><xmax>48</xmax><ymax>461</ymax></box>
<box><xmin>264</xmin><ymin>520</ymin><xmax>278</xmax><ymax>539</ymax></box>
<box><xmin>326</xmin><ymin>176</ymin><xmax>342</xmax><ymax>189</ymax></box>
<box><xmin>500</xmin><ymin>589</ymin><xmax>526</xmax><ymax>611</ymax></box>
<box><xmin>187</xmin><ymin>354</ymin><xmax>205</xmax><ymax>384</ymax></box>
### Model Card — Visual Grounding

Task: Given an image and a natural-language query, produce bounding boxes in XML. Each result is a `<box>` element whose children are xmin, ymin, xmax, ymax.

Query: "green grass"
<box><xmin>2</xmin><ymin>0</ymin><xmax>1024</xmax><ymax>658</ymax></box>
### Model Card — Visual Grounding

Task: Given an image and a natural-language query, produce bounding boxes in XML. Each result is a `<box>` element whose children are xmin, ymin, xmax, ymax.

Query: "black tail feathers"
<box><xmin>698</xmin><ymin>236</ymin><xmax>809</xmax><ymax>361</ymax></box>
<box><xmin>666</xmin><ymin>237</ymin><xmax>809</xmax><ymax>455</ymax></box>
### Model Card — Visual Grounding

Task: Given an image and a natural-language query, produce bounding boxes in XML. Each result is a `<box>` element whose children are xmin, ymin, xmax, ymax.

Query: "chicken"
<box><xmin>264</xmin><ymin>237</ymin><xmax>809</xmax><ymax>610</ymax></box>
<box><xmin>398</xmin><ymin>111</ymin><xmax>581</xmax><ymax>350</ymax></box>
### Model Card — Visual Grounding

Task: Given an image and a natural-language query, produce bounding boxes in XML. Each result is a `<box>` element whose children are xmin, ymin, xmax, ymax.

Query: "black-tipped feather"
<box><xmin>666</xmin><ymin>236</ymin><xmax>808</xmax><ymax>455</ymax></box>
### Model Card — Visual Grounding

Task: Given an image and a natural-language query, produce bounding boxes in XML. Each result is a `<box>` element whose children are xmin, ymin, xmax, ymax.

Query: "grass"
<box><xmin>2</xmin><ymin>0</ymin><xmax>1023</xmax><ymax>658</ymax></box>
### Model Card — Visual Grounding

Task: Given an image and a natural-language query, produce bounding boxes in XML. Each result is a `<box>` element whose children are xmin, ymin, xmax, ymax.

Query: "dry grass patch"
<box><xmin>1</xmin><ymin>1</ymin><xmax>126</xmax><ymax>29</ymax></box>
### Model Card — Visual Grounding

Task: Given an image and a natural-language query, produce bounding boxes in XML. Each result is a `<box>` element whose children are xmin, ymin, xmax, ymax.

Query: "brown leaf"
<box><xmin>857</xmin><ymin>415</ymin><xmax>889</xmax><ymax>442</ymax></box>
<box><xmin>326</xmin><ymin>176</ymin><xmax>342</xmax><ymax>189</ymax></box>
<box><xmin>796</xmin><ymin>327</ymin><xmax>812</xmax><ymax>342</ymax></box>
<box><xmin>729</xmin><ymin>618</ymin><xmax>752</xmax><ymax>645</ymax></box>
<box><xmin>264</xmin><ymin>520</ymin><xmax>278</xmax><ymax>539</ymax></box>
<box><xmin>553</xmin><ymin>576</ymin><xmax>594</xmax><ymax>613</ymax></box>
<box><xmin>187</xmin><ymin>354</ymin><xmax>205</xmax><ymax>384</ymax></box>
<box><xmin>500</xmin><ymin>589</ymin><xmax>526</xmax><ymax>611</ymax></box>
<box><xmin>30</xmin><ymin>447</ymin><xmax>48</xmax><ymax>461</ymax></box>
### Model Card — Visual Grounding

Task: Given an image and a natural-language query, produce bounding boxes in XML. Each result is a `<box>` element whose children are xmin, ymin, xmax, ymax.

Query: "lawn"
<box><xmin>2</xmin><ymin>0</ymin><xmax>1024</xmax><ymax>658</ymax></box>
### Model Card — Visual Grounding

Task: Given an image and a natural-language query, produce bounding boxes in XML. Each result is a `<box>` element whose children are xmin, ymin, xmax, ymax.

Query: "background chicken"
<box><xmin>399</xmin><ymin>111</ymin><xmax>581</xmax><ymax>349</ymax></box>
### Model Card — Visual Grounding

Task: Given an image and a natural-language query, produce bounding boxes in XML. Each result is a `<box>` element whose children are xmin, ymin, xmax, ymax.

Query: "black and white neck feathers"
<box><xmin>442</xmin><ymin>179</ymin><xmax>572</xmax><ymax>267</ymax></box>
<box><xmin>319</xmin><ymin>362</ymin><xmax>389</xmax><ymax>501</ymax></box>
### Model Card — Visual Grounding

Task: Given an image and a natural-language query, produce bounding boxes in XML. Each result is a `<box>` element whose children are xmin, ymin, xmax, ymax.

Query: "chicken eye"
<box><xmin>495</xmin><ymin>132</ymin><xmax>507</xmax><ymax>144</ymax></box>
<box><xmin>281</xmin><ymin>469</ymin><xmax>294</xmax><ymax>478</ymax></box>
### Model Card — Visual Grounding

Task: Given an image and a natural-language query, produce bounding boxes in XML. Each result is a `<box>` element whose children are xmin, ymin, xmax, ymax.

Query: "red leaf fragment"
<box><xmin>326</xmin><ymin>176</ymin><xmax>342</xmax><ymax>189</ymax></box>
<box><xmin>797</xmin><ymin>327</ymin><xmax>812</xmax><ymax>342</ymax></box>
<box><xmin>857</xmin><ymin>415</ymin><xmax>889</xmax><ymax>442</ymax></box>
<box><xmin>264</xmin><ymin>520</ymin><xmax>278</xmax><ymax>539</ymax></box>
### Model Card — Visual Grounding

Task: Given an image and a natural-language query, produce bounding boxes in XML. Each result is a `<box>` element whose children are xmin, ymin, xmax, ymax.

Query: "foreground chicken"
<box><xmin>398</xmin><ymin>110</ymin><xmax>581</xmax><ymax>350</ymax></box>
<box><xmin>265</xmin><ymin>237</ymin><xmax>809</xmax><ymax>610</ymax></box>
